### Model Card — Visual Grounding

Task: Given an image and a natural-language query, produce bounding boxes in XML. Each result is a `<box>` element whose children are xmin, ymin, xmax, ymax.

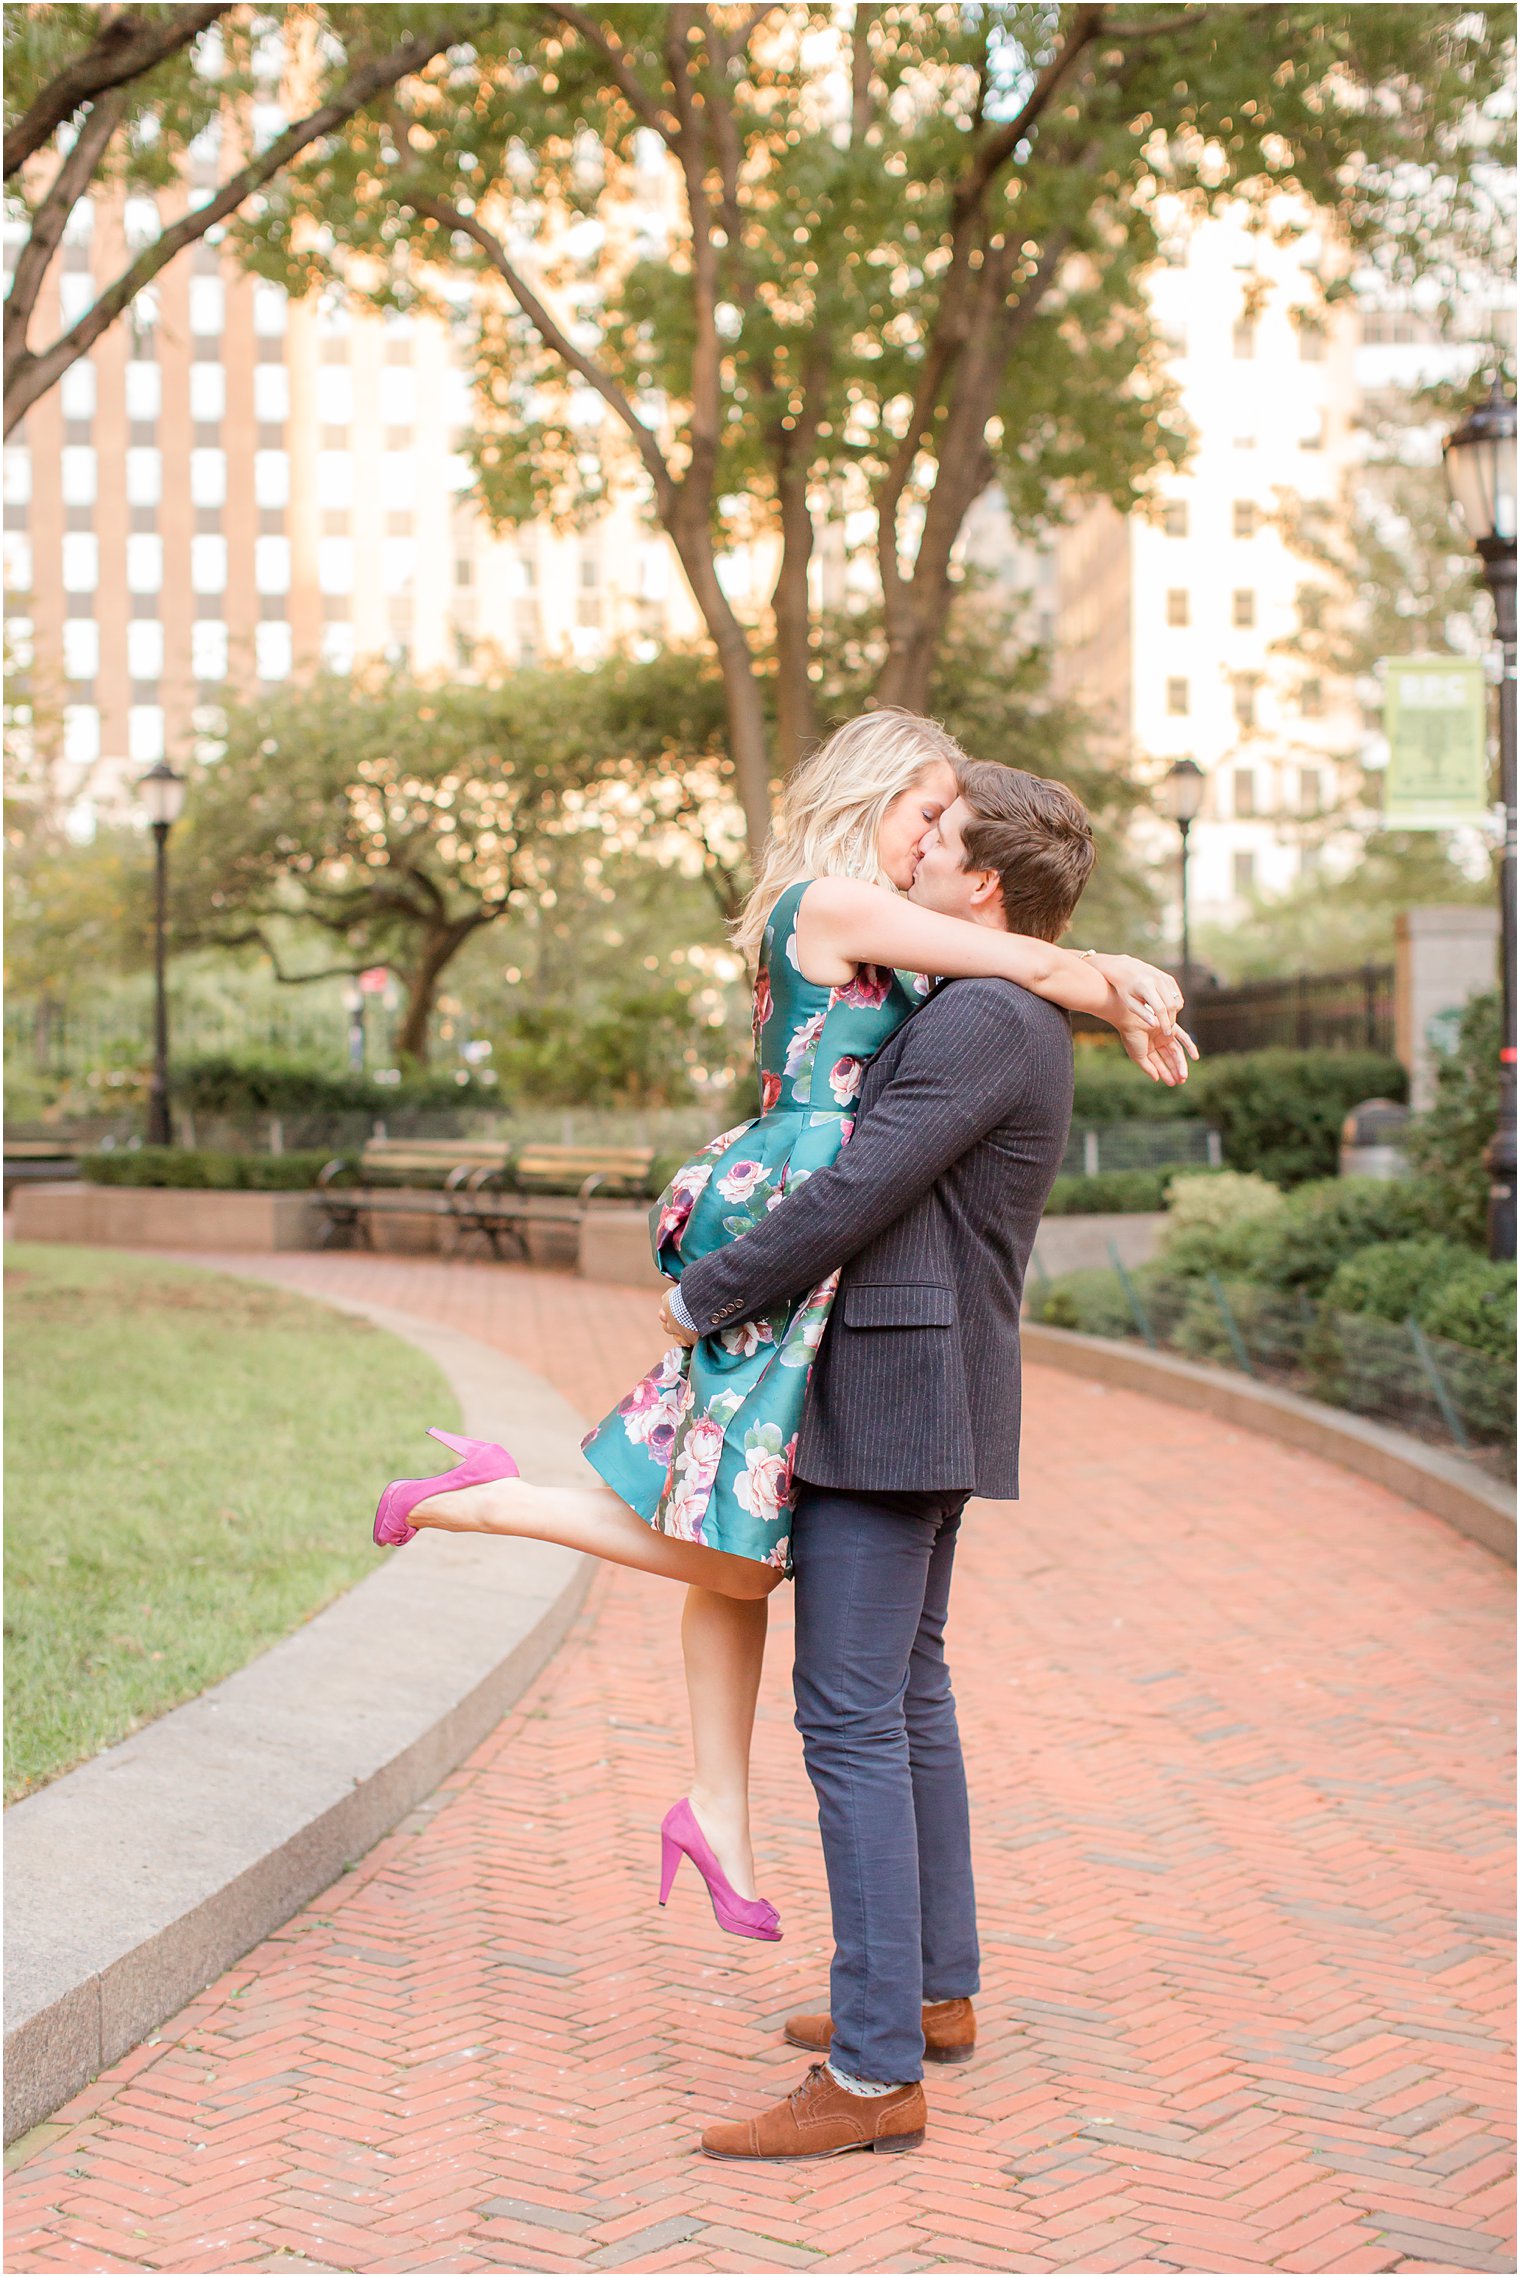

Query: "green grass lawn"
<box><xmin>5</xmin><ymin>1245</ymin><xmax>459</xmax><ymax>1803</ymax></box>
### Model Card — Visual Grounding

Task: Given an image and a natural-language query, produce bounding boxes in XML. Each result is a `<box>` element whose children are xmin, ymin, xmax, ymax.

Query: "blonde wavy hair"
<box><xmin>732</xmin><ymin>708</ymin><xmax>971</xmax><ymax>966</ymax></box>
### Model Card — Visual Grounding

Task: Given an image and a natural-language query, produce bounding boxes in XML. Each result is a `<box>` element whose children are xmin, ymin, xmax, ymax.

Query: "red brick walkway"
<box><xmin>6</xmin><ymin>1255</ymin><xmax>1514</xmax><ymax>2275</ymax></box>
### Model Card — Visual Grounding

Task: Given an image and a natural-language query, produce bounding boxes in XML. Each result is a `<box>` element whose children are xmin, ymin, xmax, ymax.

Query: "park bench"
<box><xmin>314</xmin><ymin>1138</ymin><xmax>512</xmax><ymax>1249</ymax></box>
<box><xmin>450</xmin><ymin>1143</ymin><xmax>658</xmax><ymax>1262</ymax></box>
<box><xmin>3</xmin><ymin>1137</ymin><xmax>81</xmax><ymax>1206</ymax></box>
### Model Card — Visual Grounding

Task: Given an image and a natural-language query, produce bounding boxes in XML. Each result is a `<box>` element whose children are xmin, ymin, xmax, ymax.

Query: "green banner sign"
<box><xmin>1382</xmin><ymin>656</ymin><xmax>1491</xmax><ymax>826</ymax></box>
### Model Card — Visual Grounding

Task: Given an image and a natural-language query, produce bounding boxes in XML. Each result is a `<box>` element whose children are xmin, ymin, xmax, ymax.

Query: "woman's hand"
<box><xmin>1090</xmin><ymin>953</ymin><xmax>1183</xmax><ymax>1035</ymax></box>
<box><xmin>1118</xmin><ymin>1021</ymin><xmax>1198</xmax><ymax>1085</ymax></box>
<box><xmin>659</xmin><ymin>1284</ymin><xmax>698</xmax><ymax>1347</ymax></box>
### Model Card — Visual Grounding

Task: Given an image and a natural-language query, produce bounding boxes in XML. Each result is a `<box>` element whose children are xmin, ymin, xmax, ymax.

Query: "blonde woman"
<box><xmin>373</xmin><ymin>711</ymin><xmax>1190</xmax><ymax>1939</ymax></box>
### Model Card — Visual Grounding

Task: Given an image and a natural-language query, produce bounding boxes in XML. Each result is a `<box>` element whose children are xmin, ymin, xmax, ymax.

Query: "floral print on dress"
<box><xmin>581</xmin><ymin>879</ymin><xmax>922</xmax><ymax>1570</ymax></box>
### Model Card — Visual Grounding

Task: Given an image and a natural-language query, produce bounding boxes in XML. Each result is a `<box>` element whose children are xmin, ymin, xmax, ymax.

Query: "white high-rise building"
<box><xmin>1051</xmin><ymin>198</ymin><xmax>1365</xmax><ymax>923</ymax></box>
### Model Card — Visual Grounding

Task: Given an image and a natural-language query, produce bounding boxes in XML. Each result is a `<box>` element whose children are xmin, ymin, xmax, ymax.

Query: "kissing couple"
<box><xmin>374</xmin><ymin>708</ymin><xmax>1193</xmax><ymax>2158</ymax></box>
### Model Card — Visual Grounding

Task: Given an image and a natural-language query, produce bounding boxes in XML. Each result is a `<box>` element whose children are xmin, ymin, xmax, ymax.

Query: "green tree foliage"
<box><xmin>231</xmin><ymin>3</ymin><xmax>1512</xmax><ymax>845</ymax></box>
<box><xmin>1406</xmin><ymin>989</ymin><xmax>1502</xmax><ymax>1248</ymax></box>
<box><xmin>170</xmin><ymin>656</ymin><xmax>745</xmax><ymax>1062</ymax></box>
<box><xmin>3</xmin><ymin>4</ymin><xmax>484</xmax><ymax>433</ymax></box>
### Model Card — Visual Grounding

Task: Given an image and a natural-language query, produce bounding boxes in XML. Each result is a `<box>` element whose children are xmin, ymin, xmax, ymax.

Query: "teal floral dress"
<box><xmin>580</xmin><ymin>880</ymin><xmax>927</xmax><ymax>1571</ymax></box>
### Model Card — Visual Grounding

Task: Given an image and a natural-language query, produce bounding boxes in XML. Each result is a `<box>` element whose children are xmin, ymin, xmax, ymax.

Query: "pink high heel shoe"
<box><xmin>372</xmin><ymin>1429</ymin><xmax>519</xmax><ymax>1548</ymax></box>
<box><xmin>658</xmin><ymin>1797</ymin><xmax>781</xmax><ymax>1942</ymax></box>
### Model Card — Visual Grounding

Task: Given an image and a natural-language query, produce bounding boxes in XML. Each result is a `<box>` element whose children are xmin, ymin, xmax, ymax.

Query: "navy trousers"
<box><xmin>789</xmin><ymin>1481</ymin><xmax>980</xmax><ymax>2085</ymax></box>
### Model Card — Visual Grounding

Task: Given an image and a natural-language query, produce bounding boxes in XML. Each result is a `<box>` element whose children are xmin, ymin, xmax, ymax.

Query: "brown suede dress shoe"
<box><xmin>701</xmin><ymin>2063</ymin><xmax>926</xmax><ymax>2161</ymax></box>
<box><xmin>785</xmin><ymin>1996</ymin><xmax>976</xmax><ymax>2066</ymax></box>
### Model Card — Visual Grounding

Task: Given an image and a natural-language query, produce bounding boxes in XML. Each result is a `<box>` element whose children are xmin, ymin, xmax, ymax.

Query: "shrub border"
<box><xmin>1023</xmin><ymin>1323</ymin><xmax>1514</xmax><ymax>1565</ymax></box>
<box><xmin>3</xmin><ymin>1284</ymin><xmax>593</xmax><ymax>2148</ymax></box>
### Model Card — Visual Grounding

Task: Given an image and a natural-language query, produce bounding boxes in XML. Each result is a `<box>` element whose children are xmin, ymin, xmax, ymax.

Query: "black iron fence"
<box><xmin>1185</xmin><ymin>964</ymin><xmax>1395</xmax><ymax>1057</ymax></box>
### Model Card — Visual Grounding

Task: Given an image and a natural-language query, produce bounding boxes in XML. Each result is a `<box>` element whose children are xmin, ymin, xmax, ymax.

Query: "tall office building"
<box><xmin>3</xmin><ymin>162</ymin><xmax>705</xmax><ymax>834</ymax></box>
<box><xmin>1049</xmin><ymin>198</ymin><xmax>1367</xmax><ymax>922</ymax></box>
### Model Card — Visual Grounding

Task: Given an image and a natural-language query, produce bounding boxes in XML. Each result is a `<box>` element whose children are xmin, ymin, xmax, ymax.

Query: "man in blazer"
<box><xmin>665</xmin><ymin>762</ymin><xmax>1186</xmax><ymax>2161</ymax></box>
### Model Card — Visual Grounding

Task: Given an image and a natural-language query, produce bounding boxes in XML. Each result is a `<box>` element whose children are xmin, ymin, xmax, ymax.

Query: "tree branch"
<box><xmin>537</xmin><ymin>4</ymin><xmax>681</xmax><ymax>140</ymax></box>
<box><xmin>5</xmin><ymin>88</ymin><xmax>125</xmax><ymax>367</ymax></box>
<box><xmin>5</xmin><ymin>11</ymin><xmax>484</xmax><ymax>435</ymax></box>
<box><xmin>405</xmin><ymin>187</ymin><xmax>677</xmax><ymax>517</ymax></box>
<box><xmin>3</xmin><ymin>1</ymin><xmax>229</xmax><ymax>181</ymax></box>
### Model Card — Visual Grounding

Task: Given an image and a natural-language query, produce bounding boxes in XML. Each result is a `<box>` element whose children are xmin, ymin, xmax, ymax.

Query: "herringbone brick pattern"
<box><xmin>6</xmin><ymin>1254</ymin><xmax>1513</xmax><ymax>2274</ymax></box>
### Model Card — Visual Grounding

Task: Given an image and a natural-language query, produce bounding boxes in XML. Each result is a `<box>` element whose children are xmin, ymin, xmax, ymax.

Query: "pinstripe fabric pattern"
<box><xmin>675</xmin><ymin>977</ymin><xmax>1075</xmax><ymax>1499</ymax></box>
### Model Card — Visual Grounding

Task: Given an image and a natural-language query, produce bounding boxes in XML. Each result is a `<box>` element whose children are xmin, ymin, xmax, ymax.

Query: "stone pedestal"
<box><xmin>578</xmin><ymin>1208</ymin><xmax>663</xmax><ymax>1289</ymax></box>
<box><xmin>1395</xmin><ymin>906</ymin><xmax>1500</xmax><ymax>1111</ymax></box>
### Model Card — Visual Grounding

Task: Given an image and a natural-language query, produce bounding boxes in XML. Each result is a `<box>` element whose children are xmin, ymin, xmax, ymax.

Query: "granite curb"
<box><xmin>1023</xmin><ymin>1321</ymin><xmax>1514</xmax><ymax>1563</ymax></box>
<box><xmin>3</xmin><ymin>1287</ymin><xmax>593</xmax><ymax>2145</ymax></box>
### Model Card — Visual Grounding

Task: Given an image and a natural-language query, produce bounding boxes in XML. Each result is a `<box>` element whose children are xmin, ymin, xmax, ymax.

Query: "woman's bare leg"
<box><xmin>409</xmin><ymin>1473</ymin><xmax>779</xmax><ymax>1600</ymax></box>
<box><xmin>682</xmin><ymin>1586</ymin><xmax>772</xmax><ymax>1898</ymax></box>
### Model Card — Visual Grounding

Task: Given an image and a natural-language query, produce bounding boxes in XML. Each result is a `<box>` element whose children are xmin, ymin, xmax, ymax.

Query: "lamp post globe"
<box><xmin>1444</xmin><ymin>378</ymin><xmax>1518</xmax><ymax>1263</ymax></box>
<box><xmin>139</xmin><ymin>760</ymin><xmax>187</xmax><ymax>1148</ymax></box>
<box><xmin>1161</xmin><ymin>758</ymin><xmax>1205</xmax><ymax>1012</ymax></box>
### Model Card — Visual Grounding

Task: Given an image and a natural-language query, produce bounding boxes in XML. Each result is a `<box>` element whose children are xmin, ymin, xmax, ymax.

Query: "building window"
<box><xmin>1232</xmin><ymin>673</ymin><xmax>1259</xmax><ymax>730</ymax></box>
<box><xmin>316</xmin><ymin>452</ymin><xmax>353</xmax><ymax>510</ymax></box>
<box><xmin>61</xmin><ymin>532</ymin><xmax>98</xmax><ymax>591</ymax></box>
<box><xmin>1233</xmin><ymin>767</ymin><xmax>1256</xmax><ymax>818</ymax></box>
<box><xmin>188</xmin><ymin>277</ymin><xmax>224</xmax><ymax>337</ymax></box>
<box><xmin>1232</xmin><ymin>319</ymin><xmax>1255</xmax><ymax>358</ymax></box>
<box><xmin>1166</xmin><ymin>588</ymin><xmax>1189</xmax><ymax>627</ymax></box>
<box><xmin>1301</xmin><ymin>677</ymin><xmax>1323</xmax><ymax>717</ymax></box>
<box><xmin>254</xmin><ymin>535</ymin><xmax>291</xmax><ymax>594</ymax></box>
<box><xmin>316</xmin><ymin>367</ymin><xmax>353</xmax><ymax>426</ymax></box>
<box><xmin>60</xmin><ymin>446</ymin><xmax>97</xmax><ymax>506</ymax></box>
<box><xmin>383</xmin><ymin>538</ymin><xmax>416</xmax><ymax>595</ymax></box>
<box><xmin>1232</xmin><ymin>849</ymin><xmax>1257</xmax><ymax>896</ymax></box>
<box><xmin>253</xmin><ymin>363</ymin><xmax>289</xmax><ymax>422</ymax></box>
<box><xmin>1232</xmin><ymin>500</ymin><xmax>1257</xmax><ymax>540</ymax></box>
<box><xmin>1299</xmin><ymin>588</ymin><xmax>1326</xmax><ymax>631</ymax></box>
<box><xmin>381</xmin><ymin>453</ymin><xmax>415</xmax><ymax>510</ymax></box>
<box><xmin>253</xmin><ymin>283</ymin><xmax>288</xmax><ymax>337</ymax></box>
<box><xmin>379</xmin><ymin>367</ymin><xmax>417</xmax><ymax>426</ymax></box>
<box><xmin>189</xmin><ymin>449</ymin><xmax>226</xmax><ymax>508</ymax></box>
<box><xmin>124</xmin><ymin>361</ymin><xmax>161</xmax><ymax>421</ymax></box>
<box><xmin>125</xmin><ymin>447</ymin><xmax>161</xmax><ymax>507</ymax></box>
<box><xmin>1299</xmin><ymin>318</ymin><xmax>1326</xmax><ymax>362</ymax></box>
<box><xmin>254</xmin><ymin>450</ymin><xmax>290</xmax><ymax>509</ymax></box>
<box><xmin>1232</xmin><ymin>588</ymin><xmax>1255</xmax><ymax>628</ymax></box>
<box><xmin>4</xmin><ymin>446</ymin><xmax>31</xmax><ymax>505</ymax></box>
<box><xmin>189</xmin><ymin>362</ymin><xmax>226</xmax><ymax>422</ymax></box>
<box><xmin>62</xmin><ymin>618</ymin><xmax>99</xmax><ymax>679</ymax></box>
<box><xmin>1299</xmin><ymin>766</ymin><xmax>1323</xmax><ymax>812</ymax></box>
<box><xmin>126</xmin><ymin>619</ymin><xmax>163</xmax><ymax>681</ymax></box>
<box><xmin>1166</xmin><ymin>677</ymin><xmax>1189</xmax><ymax>716</ymax></box>
<box><xmin>454</xmin><ymin>556</ymin><xmax>473</xmax><ymax>588</ymax></box>
<box><xmin>63</xmin><ymin>704</ymin><xmax>100</xmax><ymax>765</ymax></box>
<box><xmin>190</xmin><ymin>533</ymin><xmax>227</xmax><ymax>593</ymax></box>
<box><xmin>1163</xmin><ymin>500</ymin><xmax>1189</xmax><ymax>539</ymax></box>
<box><xmin>4</xmin><ymin>531</ymin><xmax>32</xmax><ymax>589</ymax></box>
<box><xmin>58</xmin><ymin>361</ymin><xmax>95</xmax><ymax>420</ymax></box>
<box><xmin>127</xmin><ymin>532</ymin><xmax>164</xmax><ymax>592</ymax></box>
<box><xmin>59</xmin><ymin>273</ymin><xmax>94</xmax><ymax>327</ymax></box>
<box><xmin>1300</xmin><ymin>411</ymin><xmax>1326</xmax><ymax>451</ymax></box>
<box><xmin>580</xmin><ymin>553</ymin><xmax>601</xmax><ymax>591</ymax></box>
<box><xmin>128</xmin><ymin>705</ymin><xmax>165</xmax><ymax>762</ymax></box>
<box><xmin>192</xmin><ymin>619</ymin><xmax>228</xmax><ymax>680</ymax></box>
<box><xmin>255</xmin><ymin>621</ymin><xmax>292</xmax><ymax>681</ymax></box>
<box><xmin>318</xmin><ymin>537</ymin><xmax>354</xmax><ymax>595</ymax></box>
<box><xmin>320</xmin><ymin>622</ymin><xmax>356</xmax><ymax>673</ymax></box>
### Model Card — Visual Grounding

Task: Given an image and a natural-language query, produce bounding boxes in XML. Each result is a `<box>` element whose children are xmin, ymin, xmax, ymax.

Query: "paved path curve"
<box><xmin>6</xmin><ymin>1254</ymin><xmax>1513</xmax><ymax>2276</ymax></box>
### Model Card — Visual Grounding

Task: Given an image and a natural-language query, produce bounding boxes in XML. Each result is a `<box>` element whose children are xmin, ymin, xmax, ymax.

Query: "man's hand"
<box><xmin>1118</xmin><ymin>1021</ymin><xmax>1198</xmax><ymax>1085</ymax></box>
<box><xmin>659</xmin><ymin>1283</ymin><xmax>698</xmax><ymax>1347</ymax></box>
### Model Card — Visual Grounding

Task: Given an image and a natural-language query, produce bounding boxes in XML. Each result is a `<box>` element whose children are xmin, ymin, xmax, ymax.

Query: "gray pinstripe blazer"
<box><xmin>675</xmin><ymin>976</ymin><xmax>1075</xmax><ymax>1499</ymax></box>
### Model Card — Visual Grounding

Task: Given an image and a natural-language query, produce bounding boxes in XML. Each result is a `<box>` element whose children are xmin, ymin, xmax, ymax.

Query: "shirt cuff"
<box><xmin>668</xmin><ymin>1283</ymin><xmax>697</xmax><ymax>1334</ymax></box>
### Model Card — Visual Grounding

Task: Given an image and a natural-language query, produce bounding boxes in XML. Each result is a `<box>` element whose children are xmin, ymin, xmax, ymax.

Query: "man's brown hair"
<box><xmin>956</xmin><ymin>759</ymin><xmax>1096</xmax><ymax>942</ymax></box>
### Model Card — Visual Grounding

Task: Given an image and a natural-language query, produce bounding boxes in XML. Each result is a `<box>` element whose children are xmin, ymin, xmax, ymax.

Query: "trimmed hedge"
<box><xmin>82</xmin><ymin>1148</ymin><xmax>344</xmax><ymax>1191</ymax></box>
<box><xmin>1072</xmin><ymin>1046</ymin><xmax>1406</xmax><ymax>1187</ymax></box>
<box><xmin>176</xmin><ymin>1055</ymin><xmax>499</xmax><ymax>1119</ymax></box>
<box><xmin>1043</xmin><ymin>1169</ymin><xmax>1176</xmax><ymax>1215</ymax></box>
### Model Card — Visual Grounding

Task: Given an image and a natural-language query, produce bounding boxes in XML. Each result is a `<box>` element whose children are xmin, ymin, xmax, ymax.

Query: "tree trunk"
<box><xmin>394</xmin><ymin>918</ymin><xmax>480</xmax><ymax>1064</ymax></box>
<box><xmin>669</xmin><ymin>511</ymin><xmax>775</xmax><ymax>860</ymax></box>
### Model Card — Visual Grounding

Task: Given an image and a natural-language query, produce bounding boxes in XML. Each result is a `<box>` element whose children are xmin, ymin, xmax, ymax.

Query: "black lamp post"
<box><xmin>1161</xmin><ymin>757</ymin><xmax>1205</xmax><ymax>1014</ymax></box>
<box><xmin>139</xmin><ymin>759</ymin><xmax>187</xmax><ymax>1147</ymax></box>
<box><xmin>1443</xmin><ymin>377</ymin><xmax>1518</xmax><ymax>1263</ymax></box>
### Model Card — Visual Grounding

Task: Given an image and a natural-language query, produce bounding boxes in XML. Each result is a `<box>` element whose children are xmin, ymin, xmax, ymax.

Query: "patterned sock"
<box><xmin>827</xmin><ymin>2059</ymin><xmax>900</xmax><ymax>2096</ymax></box>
